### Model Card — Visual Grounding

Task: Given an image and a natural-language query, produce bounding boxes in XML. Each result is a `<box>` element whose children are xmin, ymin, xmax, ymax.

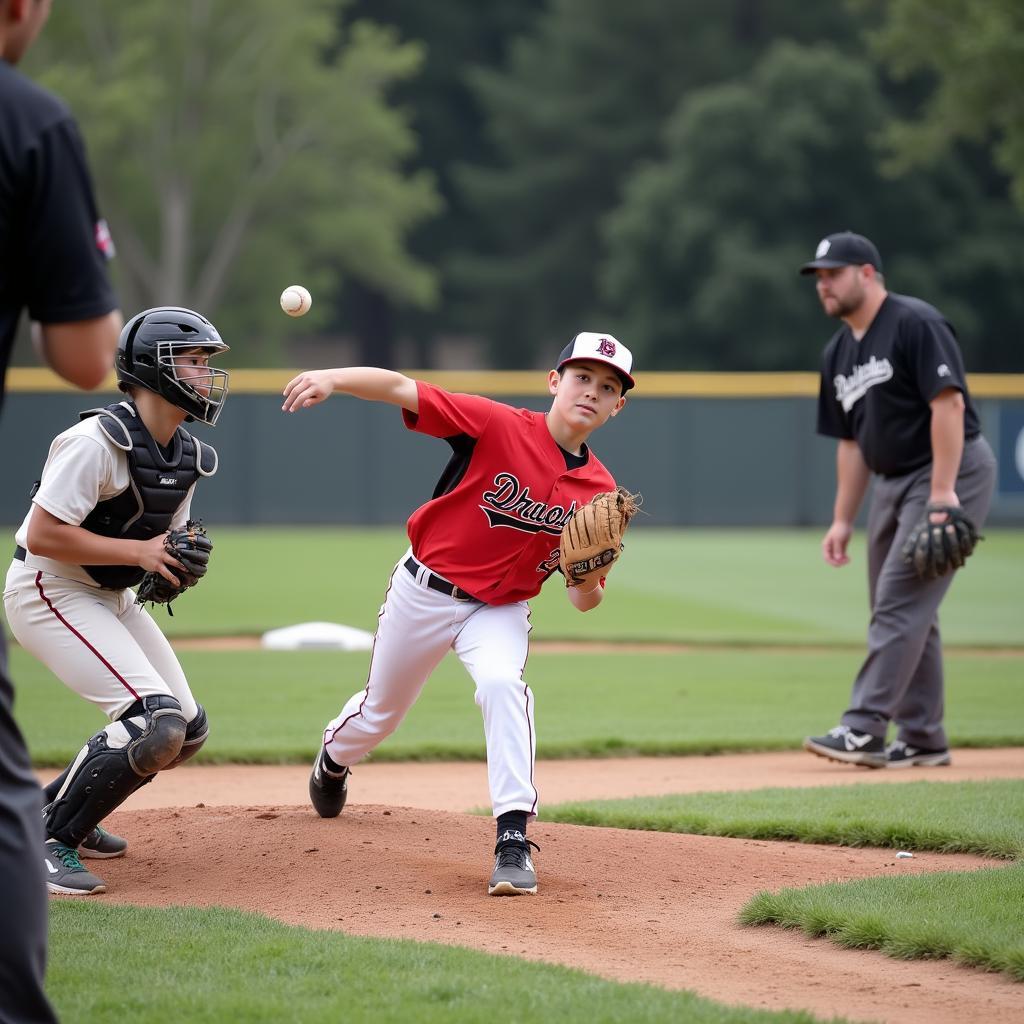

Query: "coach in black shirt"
<box><xmin>1</xmin><ymin>2</ymin><xmax>121</xmax><ymax>1020</ymax></box>
<box><xmin>799</xmin><ymin>232</ymin><xmax>996</xmax><ymax>770</ymax></box>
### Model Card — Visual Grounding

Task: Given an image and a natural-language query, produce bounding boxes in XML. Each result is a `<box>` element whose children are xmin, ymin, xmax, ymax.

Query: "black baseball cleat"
<box><xmin>309</xmin><ymin>748</ymin><xmax>349</xmax><ymax>818</ymax></box>
<box><xmin>886</xmin><ymin>740</ymin><xmax>952</xmax><ymax>768</ymax></box>
<box><xmin>488</xmin><ymin>832</ymin><xmax>540</xmax><ymax>896</ymax></box>
<box><xmin>803</xmin><ymin>725</ymin><xmax>886</xmax><ymax>768</ymax></box>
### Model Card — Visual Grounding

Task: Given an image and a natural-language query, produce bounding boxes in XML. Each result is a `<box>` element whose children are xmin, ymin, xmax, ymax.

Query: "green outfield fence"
<box><xmin>5</xmin><ymin>370</ymin><xmax>1024</xmax><ymax>526</ymax></box>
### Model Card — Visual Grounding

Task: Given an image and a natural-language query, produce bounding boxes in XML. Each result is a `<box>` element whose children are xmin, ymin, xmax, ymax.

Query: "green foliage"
<box><xmin>544</xmin><ymin>780</ymin><xmax>1024</xmax><ymax>859</ymax></box>
<box><xmin>452</xmin><ymin>1</ymin><xmax>862</xmax><ymax>364</ymax></box>
<box><xmin>855</xmin><ymin>0</ymin><xmax>1024</xmax><ymax>210</ymax></box>
<box><xmin>741</xmin><ymin>863</ymin><xmax>1024</xmax><ymax>981</ymax></box>
<box><xmin>28</xmin><ymin>1</ymin><xmax>440</xmax><ymax>361</ymax></box>
<box><xmin>48</xmin><ymin>903</ymin><xmax>840</xmax><ymax>1023</ymax></box>
<box><xmin>602</xmin><ymin>40</ymin><xmax>1024</xmax><ymax>371</ymax></box>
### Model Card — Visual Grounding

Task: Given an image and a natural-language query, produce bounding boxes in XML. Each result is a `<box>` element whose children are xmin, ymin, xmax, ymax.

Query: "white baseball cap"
<box><xmin>556</xmin><ymin>332</ymin><xmax>635</xmax><ymax>392</ymax></box>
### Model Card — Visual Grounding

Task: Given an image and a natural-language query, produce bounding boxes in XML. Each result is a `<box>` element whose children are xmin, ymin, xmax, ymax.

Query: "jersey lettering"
<box><xmin>481</xmin><ymin>473</ymin><xmax>577</xmax><ymax>535</ymax></box>
<box><xmin>833</xmin><ymin>356</ymin><xmax>894</xmax><ymax>412</ymax></box>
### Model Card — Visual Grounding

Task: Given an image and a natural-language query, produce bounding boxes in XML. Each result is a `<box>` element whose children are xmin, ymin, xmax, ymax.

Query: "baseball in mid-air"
<box><xmin>280</xmin><ymin>284</ymin><xmax>312</xmax><ymax>317</ymax></box>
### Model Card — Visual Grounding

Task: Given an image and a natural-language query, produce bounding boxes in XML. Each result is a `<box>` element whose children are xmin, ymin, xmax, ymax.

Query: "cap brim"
<box><xmin>558</xmin><ymin>356</ymin><xmax>634</xmax><ymax>392</ymax></box>
<box><xmin>799</xmin><ymin>259</ymin><xmax>850</xmax><ymax>275</ymax></box>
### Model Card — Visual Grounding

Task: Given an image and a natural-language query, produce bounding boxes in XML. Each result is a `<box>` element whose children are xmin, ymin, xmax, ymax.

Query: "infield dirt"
<box><xmin>47</xmin><ymin>749</ymin><xmax>1024</xmax><ymax>1024</ymax></box>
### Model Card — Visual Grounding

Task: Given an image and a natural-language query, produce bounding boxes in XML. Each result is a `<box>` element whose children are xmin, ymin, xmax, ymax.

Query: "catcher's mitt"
<box><xmin>559</xmin><ymin>487</ymin><xmax>641</xmax><ymax>588</ymax></box>
<box><xmin>901</xmin><ymin>503</ymin><xmax>980</xmax><ymax>580</ymax></box>
<box><xmin>135</xmin><ymin>520</ymin><xmax>213</xmax><ymax>614</ymax></box>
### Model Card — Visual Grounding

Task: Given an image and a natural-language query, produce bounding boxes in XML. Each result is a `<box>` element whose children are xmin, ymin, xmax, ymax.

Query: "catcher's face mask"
<box><xmin>116</xmin><ymin>307</ymin><xmax>230</xmax><ymax>425</ymax></box>
<box><xmin>159</xmin><ymin>344</ymin><xmax>230</xmax><ymax>426</ymax></box>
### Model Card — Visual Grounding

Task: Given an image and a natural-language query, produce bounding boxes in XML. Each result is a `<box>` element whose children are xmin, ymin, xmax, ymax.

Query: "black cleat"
<box><xmin>309</xmin><ymin>748</ymin><xmax>349</xmax><ymax>818</ymax></box>
<box><xmin>886</xmin><ymin>740</ymin><xmax>952</xmax><ymax>767</ymax></box>
<box><xmin>803</xmin><ymin>725</ymin><xmax>886</xmax><ymax>768</ymax></box>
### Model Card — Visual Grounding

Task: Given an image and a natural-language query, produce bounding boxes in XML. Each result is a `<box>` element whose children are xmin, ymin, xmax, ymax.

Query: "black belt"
<box><xmin>14</xmin><ymin>545</ymin><xmax>26</xmax><ymax>561</ymax></box>
<box><xmin>404</xmin><ymin>556</ymin><xmax>480</xmax><ymax>602</ymax></box>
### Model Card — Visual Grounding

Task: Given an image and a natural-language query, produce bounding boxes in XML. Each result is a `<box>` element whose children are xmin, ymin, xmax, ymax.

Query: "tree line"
<box><xmin>29</xmin><ymin>0</ymin><xmax>1024</xmax><ymax>371</ymax></box>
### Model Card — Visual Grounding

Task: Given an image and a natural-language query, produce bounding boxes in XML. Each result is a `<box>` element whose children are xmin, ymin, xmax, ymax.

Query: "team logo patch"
<box><xmin>94</xmin><ymin>219</ymin><xmax>116</xmax><ymax>259</ymax></box>
<box><xmin>596</xmin><ymin>337</ymin><xmax>616</xmax><ymax>358</ymax></box>
<box><xmin>158</xmin><ymin>476</ymin><xmax>177</xmax><ymax>486</ymax></box>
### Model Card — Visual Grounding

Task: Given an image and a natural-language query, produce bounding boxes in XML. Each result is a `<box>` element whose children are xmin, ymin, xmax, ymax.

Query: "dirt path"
<box><xmin>54</xmin><ymin>749</ymin><xmax>1024</xmax><ymax>1024</ymax></box>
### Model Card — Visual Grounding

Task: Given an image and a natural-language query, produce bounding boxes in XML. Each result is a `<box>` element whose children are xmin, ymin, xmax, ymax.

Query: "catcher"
<box><xmin>3</xmin><ymin>306</ymin><xmax>228</xmax><ymax>895</ymax></box>
<box><xmin>283</xmin><ymin>332</ymin><xmax>639</xmax><ymax>896</ymax></box>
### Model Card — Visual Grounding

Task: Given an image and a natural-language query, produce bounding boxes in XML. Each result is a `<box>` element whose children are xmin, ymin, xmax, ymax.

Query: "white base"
<box><xmin>260</xmin><ymin>621</ymin><xmax>374</xmax><ymax>651</ymax></box>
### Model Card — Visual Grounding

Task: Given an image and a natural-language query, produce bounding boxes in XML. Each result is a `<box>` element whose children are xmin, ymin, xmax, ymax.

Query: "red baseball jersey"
<box><xmin>402</xmin><ymin>381</ymin><xmax>618</xmax><ymax>604</ymax></box>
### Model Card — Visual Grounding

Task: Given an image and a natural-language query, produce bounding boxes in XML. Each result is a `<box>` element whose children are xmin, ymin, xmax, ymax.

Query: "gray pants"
<box><xmin>841</xmin><ymin>436</ymin><xmax>997</xmax><ymax>749</ymax></box>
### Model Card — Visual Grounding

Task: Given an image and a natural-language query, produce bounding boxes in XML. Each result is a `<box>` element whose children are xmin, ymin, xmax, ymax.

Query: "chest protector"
<box><xmin>78</xmin><ymin>401</ymin><xmax>217</xmax><ymax>589</ymax></box>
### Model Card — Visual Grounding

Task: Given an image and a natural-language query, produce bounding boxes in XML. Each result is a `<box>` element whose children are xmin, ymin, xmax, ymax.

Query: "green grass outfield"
<box><xmin>48</xmin><ymin>525</ymin><xmax>1022</xmax><ymax>645</ymax></box>
<box><xmin>11</xmin><ymin>645</ymin><xmax>1024</xmax><ymax>765</ymax></box>
<box><xmin>8</xmin><ymin>527</ymin><xmax>1024</xmax><ymax>763</ymax></box>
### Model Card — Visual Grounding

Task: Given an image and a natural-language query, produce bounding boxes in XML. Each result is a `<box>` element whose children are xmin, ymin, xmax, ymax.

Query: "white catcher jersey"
<box><xmin>13</xmin><ymin>415</ymin><xmax>194</xmax><ymax>587</ymax></box>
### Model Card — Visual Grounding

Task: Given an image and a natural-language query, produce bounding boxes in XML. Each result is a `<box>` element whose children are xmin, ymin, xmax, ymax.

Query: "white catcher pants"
<box><xmin>322</xmin><ymin>550</ymin><xmax>537</xmax><ymax>818</ymax></box>
<box><xmin>3</xmin><ymin>561</ymin><xmax>199</xmax><ymax>723</ymax></box>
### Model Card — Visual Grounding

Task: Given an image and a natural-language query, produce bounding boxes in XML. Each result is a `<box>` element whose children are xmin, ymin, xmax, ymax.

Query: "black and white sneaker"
<box><xmin>80</xmin><ymin>824</ymin><xmax>128</xmax><ymax>859</ymax></box>
<box><xmin>309</xmin><ymin>748</ymin><xmax>349</xmax><ymax>818</ymax></box>
<box><xmin>487</xmin><ymin>831</ymin><xmax>539</xmax><ymax>896</ymax></box>
<box><xmin>44</xmin><ymin>840</ymin><xmax>107</xmax><ymax>895</ymax></box>
<box><xmin>803</xmin><ymin>725</ymin><xmax>886</xmax><ymax>768</ymax></box>
<box><xmin>886</xmin><ymin>740</ymin><xmax>952</xmax><ymax>768</ymax></box>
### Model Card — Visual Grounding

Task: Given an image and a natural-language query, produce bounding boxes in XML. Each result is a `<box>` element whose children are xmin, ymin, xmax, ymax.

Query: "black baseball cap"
<box><xmin>799</xmin><ymin>231</ymin><xmax>883</xmax><ymax>275</ymax></box>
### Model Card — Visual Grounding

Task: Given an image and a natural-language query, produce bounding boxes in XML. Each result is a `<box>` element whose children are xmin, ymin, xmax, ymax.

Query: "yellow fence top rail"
<box><xmin>6</xmin><ymin>367</ymin><xmax>1024</xmax><ymax>399</ymax></box>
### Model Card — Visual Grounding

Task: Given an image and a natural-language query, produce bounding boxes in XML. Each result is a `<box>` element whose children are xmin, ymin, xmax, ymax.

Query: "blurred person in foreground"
<box><xmin>1</xmin><ymin>0</ymin><xmax>121</xmax><ymax>1018</ymax></box>
<box><xmin>799</xmin><ymin>231</ymin><xmax>995</xmax><ymax>770</ymax></box>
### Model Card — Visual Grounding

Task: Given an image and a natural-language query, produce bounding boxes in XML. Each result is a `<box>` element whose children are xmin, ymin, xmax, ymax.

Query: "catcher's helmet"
<box><xmin>116</xmin><ymin>307</ymin><xmax>230</xmax><ymax>425</ymax></box>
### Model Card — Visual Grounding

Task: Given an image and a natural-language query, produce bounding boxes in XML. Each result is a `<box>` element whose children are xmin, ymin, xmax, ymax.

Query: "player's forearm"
<box><xmin>832</xmin><ymin>439</ymin><xmax>870</xmax><ymax>524</ymax></box>
<box><xmin>333</xmin><ymin>368</ymin><xmax>418</xmax><ymax>408</ymax></box>
<box><xmin>34</xmin><ymin>311</ymin><xmax>122</xmax><ymax>390</ymax></box>
<box><xmin>282</xmin><ymin>366</ymin><xmax>419</xmax><ymax>413</ymax></box>
<box><xmin>27</xmin><ymin>512</ymin><xmax>148</xmax><ymax>566</ymax></box>
<box><xmin>929</xmin><ymin>389</ymin><xmax>965</xmax><ymax>503</ymax></box>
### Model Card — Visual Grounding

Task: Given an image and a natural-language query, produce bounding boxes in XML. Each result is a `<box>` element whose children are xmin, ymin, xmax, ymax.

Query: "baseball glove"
<box><xmin>559</xmin><ymin>487</ymin><xmax>641</xmax><ymax>588</ymax></box>
<box><xmin>901</xmin><ymin>503</ymin><xmax>980</xmax><ymax>580</ymax></box>
<box><xmin>135</xmin><ymin>520</ymin><xmax>213</xmax><ymax>614</ymax></box>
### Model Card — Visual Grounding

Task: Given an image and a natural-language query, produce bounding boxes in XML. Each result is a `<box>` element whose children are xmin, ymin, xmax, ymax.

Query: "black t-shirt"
<box><xmin>816</xmin><ymin>293</ymin><xmax>980</xmax><ymax>477</ymax></box>
<box><xmin>0</xmin><ymin>60</ymin><xmax>116</xmax><ymax>411</ymax></box>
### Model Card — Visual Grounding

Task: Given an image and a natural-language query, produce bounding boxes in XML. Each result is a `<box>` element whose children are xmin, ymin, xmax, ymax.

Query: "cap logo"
<box><xmin>815</xmin><ymin>239</ymin><xmax>831</xmax><ymax>258</ymax></box>
<box><xmin>596</xmin><ymin>337</ymin><xmax>616</xmax><ymax>358</ymax></box>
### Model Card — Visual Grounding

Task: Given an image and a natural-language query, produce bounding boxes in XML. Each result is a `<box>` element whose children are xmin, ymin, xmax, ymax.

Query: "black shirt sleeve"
<box><xmin>816</xmin><ymin>341</ymin><xmax>853</xmax><ymax>440</ymax></box>
<box><xmin>902</xmin><ymin>314</ymin><xmax>969</xmax><ymax>404</ymax></box>
<box><xmin>25</xmin><ymin>117</ymin><xmax>116</xmax><ymax>323</ymax></box>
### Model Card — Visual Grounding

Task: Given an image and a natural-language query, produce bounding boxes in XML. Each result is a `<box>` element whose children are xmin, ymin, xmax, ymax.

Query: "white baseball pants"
<box><xmin>322</xmin><ymin>551</ymin><xmax>537</xmax><ymax>818</ymax></box>
<box><xmin>3</xmin><ymin>562</ymin><xmax>199</xmax><ymax>723</ymax></box>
